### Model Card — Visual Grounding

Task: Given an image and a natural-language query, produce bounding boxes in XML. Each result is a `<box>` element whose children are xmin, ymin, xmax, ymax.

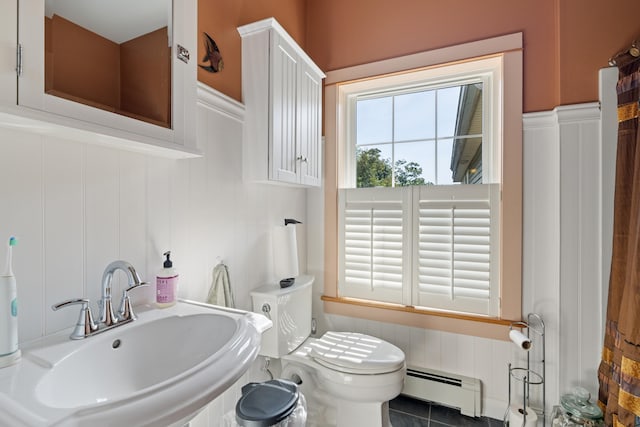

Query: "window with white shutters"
<box><xmin>327</xmin><ymin>35</ymin><xmax>522</xmax><ymax>332</ymax></box>
<box><xmin>339</xmin><ymin>184</ymin><xmax>499</xmax><ymax>316</ymax></box>
<box><xmin>336</xmin><ymin>54</ymin><xmax>506</xmax><ymax>317</ymax></box>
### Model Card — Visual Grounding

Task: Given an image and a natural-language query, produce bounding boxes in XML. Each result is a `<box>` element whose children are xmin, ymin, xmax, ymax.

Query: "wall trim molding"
<box><xmin>197</xmin><ymin>82</ymin><xmax>245</xmax><ymax>123</ymax></box>
<box><xmin>555</xmin><ymin>102</ymin><xmax>600</xmax><ymax>123</ymax></box>
<box><xmin>523</xmin><ymin>102</ymin><xmax>600</xmax><ymax>128</ymax></box>
<box><xmin>523</xmin><ymin>109</ymin><xmax>558</xmax><ymax>129</ymax></box>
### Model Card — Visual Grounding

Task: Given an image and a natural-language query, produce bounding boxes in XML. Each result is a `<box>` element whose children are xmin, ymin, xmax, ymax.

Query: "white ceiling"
<box><xmin>45</xmin><ymin>0</ymin><xmax>170</xmax><ymax>44</ymax></box>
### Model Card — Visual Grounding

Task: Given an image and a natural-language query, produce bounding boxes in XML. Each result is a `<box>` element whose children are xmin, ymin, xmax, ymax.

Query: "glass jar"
<box><xmin>551</xmin><ymin>387</ymin><xmax>604</xmax><ymax>426</ymax></box>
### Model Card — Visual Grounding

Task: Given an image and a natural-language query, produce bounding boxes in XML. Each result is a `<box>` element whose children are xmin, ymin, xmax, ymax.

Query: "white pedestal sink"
<box><xmin>0</xmin><ymin>300</ymin><xmax>272</xmax><ymax>426</ymax></box>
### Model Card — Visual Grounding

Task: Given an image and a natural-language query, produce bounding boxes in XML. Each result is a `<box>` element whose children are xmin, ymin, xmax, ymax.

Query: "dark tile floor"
<box><xmin>389</xmin><ymin>394</ymin><xmax>503</xmax><ymax>427</ymax></box>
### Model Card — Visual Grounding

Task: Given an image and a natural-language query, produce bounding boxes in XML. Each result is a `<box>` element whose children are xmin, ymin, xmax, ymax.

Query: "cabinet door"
<box><xmin>269</xmin><ymin>31</ymin><xmax>299</xmax><ymax>184</ymax></box>
<box><xmin>17</xmin><ymin>0</ymin><xmax>45</xmax><ymax>110</ymax></box>
<box><xmin>16</xmin><ymin>0</ymin><xmax>197</xmax><ymax>154</ymax></box>
<box><xmin>298</xmin><ymin>62</ymin><xmax>322</xmax><ymax>187</ymax></box>
<box><xmin>0</xmin><ymin>0</ymin><xmax>17</xmax><ymax>106</ymax></box>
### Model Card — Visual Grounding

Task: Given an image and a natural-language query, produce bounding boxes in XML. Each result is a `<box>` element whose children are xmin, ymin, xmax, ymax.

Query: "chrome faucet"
<box><xmin>52</xmin><ymin>260</ymin><xmax>148</xmax><ymax>339</ymax></box>
<box><xmin>99</xmin><ymin>260</ymin><xmax>145</xmax><ymax>326</ymax></box>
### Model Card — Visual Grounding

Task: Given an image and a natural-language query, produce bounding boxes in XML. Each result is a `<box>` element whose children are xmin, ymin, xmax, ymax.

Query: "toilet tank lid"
<box><xmin>250</xmin><ymin>275</ymin><xmax>314</xmax><ymax>297</ymax></box>
<box><xmin>309</xmin><ymin>331</ymin><xmax>405</xmax><ymax>374</ymax></box>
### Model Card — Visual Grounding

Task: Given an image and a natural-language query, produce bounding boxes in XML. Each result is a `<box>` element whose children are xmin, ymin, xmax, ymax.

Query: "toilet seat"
<box><xmin>308</xmin><ymin>331</ymin><xmax>405</xmax><ymax>375</ymax></box>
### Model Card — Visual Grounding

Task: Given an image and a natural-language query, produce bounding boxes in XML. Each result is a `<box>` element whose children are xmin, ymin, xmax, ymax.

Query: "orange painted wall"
<box><xmin>195</xmin><ymin>0</ymin><xmax>640</xmax><ymax>112</ymax></box>
<box><xmin>120</xmin><ymin>28</ymin><xmax>171</xmax><ymax>127</ymax></box>
<box><xmin>46</xmin><ymin>17</ymin><xmax>171</xmax><ymax>127</ymax></box>
<box><xmin>197</xmin><ymin>0</ymin><xmax>307</xmax><ymax>102</ymax></box>
<box><xmin>304</xmin><ymin>0</ymin><xmax>640</xmax><ymax>112</ymax></box>
<box><xmin>305</xmin><ymin>0</ymin><xmax>556</xmax><ymax>113</ymax></box>
<box><xmin>47</xmin><ymin>15</ymin><xmax>120</xmax><ymax>109</ymax></box>
<box><xmin>557</xmin><ymin>0</ymin><xmax>640</xmax><ymax>106</ymax></box>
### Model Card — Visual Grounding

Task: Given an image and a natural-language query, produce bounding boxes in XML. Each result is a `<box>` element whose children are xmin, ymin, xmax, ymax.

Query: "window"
<box><xmin>324</xmin><ymin>34</ymin><xmax>522</xmax><ymax>335</ymax></box>
<box><xmin>355</xmin><ymin>83</ymin><xmax>483</xmax><ymax>187</ymax></box>
<box><xmin>338</xmin><ymin>56</ymin><xmax>502</xmax><ymax>317</ymax></box>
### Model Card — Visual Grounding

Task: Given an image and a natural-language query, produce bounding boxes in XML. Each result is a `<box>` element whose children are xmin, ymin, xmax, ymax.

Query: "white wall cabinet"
<box><xmin>239</xmin><ymin>18</ymin><xmax>324</xmax><ymax>187</ymax></box>
<box><xmin>0</xmin><ymin>0</ymin><xmax>199</xmax><ymax>159</ymax></box>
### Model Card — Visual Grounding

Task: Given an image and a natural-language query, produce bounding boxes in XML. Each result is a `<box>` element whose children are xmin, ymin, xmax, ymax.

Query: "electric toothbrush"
<box><xmin>0</xmin><ymin>236</ymin><xmax>20</xmax><ymax>367</ymax></box>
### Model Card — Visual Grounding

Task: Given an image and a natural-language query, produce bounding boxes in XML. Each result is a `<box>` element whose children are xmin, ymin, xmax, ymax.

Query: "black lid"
<box><xmin>235</xmin><ymin>379</ymin><xmax>299</xmax><ymax>427</ymax></box>
<box><xmin>163</xmin><ymin>251</ymin><xmax>172</xmax><ymax>268</ymax></box>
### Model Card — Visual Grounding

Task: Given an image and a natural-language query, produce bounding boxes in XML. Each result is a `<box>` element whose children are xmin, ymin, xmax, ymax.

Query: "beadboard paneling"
<box><xmin>85</xmin><ymin>146</ymin><xmax>120</xmax><ymax>309</ymax></box>
<box><xmin>557</xmin><ymin>104</ymin><xmax>603</xmax><ymax>401</ymax></box>
<box><xmin>0</xmin><ymin>85</ymin><xmax>307</xmax><ymax>426</ymax></box>
<box><xmin>43</xmin><ymin>139</ymin><xmax>84</xmax><ymax>334</ymax></box>
<box><xmin>522</xmin><ymin>110</ymin><xmax>561</xmax><ymax>414</ymax></box>
<box><xmin>0</xmin><ymin>84</ymin><xmax>612</xmax><ymax>425</ymax></box>
<box><xmin>0</xmin><ymin>130</ymin><xmax>45</xmax><ymax>341</ymax></box>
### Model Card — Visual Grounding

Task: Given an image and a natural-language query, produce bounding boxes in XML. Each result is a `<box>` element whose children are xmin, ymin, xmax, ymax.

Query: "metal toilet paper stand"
<box><xmin>503</xmin><ymin>313</ymin><xmax>545</xmax><ymax>426</ymax></box>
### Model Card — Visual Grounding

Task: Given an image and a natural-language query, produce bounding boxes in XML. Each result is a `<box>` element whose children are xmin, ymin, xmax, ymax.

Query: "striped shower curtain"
<box><xmin>598</xmin><ymin>58</ymin><xmax>640</xmax><ymax>427</ymax></box>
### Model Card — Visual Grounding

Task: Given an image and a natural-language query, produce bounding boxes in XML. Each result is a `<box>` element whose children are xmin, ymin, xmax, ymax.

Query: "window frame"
<box><xmin>323</xmin><ymin>34</ymin><xmax>523</xmax><ymax>340</ymax></box>
<box><xmin>343</xmin><ymin>56</ymin><xmax>503</xmax><ymax>189</ymax></box>
<box><xmin>338</xmin><ymin>56</ymin><xmax>503</xmax><ymax>318</ymax></box>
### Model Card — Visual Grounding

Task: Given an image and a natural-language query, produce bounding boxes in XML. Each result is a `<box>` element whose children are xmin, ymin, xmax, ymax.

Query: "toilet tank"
<box><xmin>251</xmin><ymin>275</ymin><xmax>314</xmax><ymax>358</ymax></box>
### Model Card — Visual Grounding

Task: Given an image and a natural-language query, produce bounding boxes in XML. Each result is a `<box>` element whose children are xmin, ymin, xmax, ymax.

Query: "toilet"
<box><xmin>251</xmin><ymin>275</ymin><xmax>406</xmax><ymax>427</ymax></box>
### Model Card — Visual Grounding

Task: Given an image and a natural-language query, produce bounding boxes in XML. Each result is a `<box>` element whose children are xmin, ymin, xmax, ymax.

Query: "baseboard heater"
<box><xmin>402</xmin><ymin>366</ymin><xmax>482</xmax><ymax>417</ymax></box>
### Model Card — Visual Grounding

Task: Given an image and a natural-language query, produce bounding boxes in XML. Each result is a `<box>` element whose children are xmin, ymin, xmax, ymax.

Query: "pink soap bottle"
<box><xmin>156</xmin><ymin>251</ymin><xmax>178</xmax><ymax>308</ymax></box>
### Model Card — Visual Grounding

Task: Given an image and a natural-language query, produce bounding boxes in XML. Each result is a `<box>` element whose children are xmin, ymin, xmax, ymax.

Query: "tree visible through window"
<box><xmin>355</xmin><ymin>83</ymin><xmax>484</xmax><ymax>188</ymax></box>
<box><xmin>356</xmin><ymin>147</ymin><xmax>427</xmax><ymax>187</ymax></box>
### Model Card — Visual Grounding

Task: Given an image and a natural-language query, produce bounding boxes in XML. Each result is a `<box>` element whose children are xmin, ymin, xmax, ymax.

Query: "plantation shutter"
<box><xmin>338</xmin><ymin>184</ymin><xmax>499</xmax><ymax>316</ymax></box>
<box><xmin>413</xmin><ymin>184</ymin><xmax>500</xmax><ymax>316</ymax></box>
<box><xmin>338</xmin><ymin>187</ymin><xmax>411</xmax><ymax>304</ymax></box>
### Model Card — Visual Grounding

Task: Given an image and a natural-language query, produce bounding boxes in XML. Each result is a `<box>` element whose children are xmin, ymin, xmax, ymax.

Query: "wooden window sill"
<box><xmin>321</xmin><ymin>295</ymin><xmax>519</xmax><ymax>341</ymax></box>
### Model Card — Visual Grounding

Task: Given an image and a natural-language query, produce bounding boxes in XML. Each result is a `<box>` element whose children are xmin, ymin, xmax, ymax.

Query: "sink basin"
<box><xmin>36</xmin><ymin>313</ymin><xmax>238</xmax><ymax>409</ymax></box>
<box><xmin>0</xmin><ymin>300</ymin><xmax>272</xmax><ymax>427</ymax></box>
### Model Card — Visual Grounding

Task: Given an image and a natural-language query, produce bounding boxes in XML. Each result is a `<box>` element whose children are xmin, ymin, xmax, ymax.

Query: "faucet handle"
<box><xmin>118</xmin><ymin>282</ymin><xmax>150</xmax><ymax>321</ymax></box>
<box><xmin>52</xmin><ymin>298</ymin><xmax>98</xmax><ymax>340</ymax></box>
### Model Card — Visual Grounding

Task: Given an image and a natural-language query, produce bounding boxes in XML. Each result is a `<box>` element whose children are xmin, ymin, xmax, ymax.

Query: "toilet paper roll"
<box><xmin>272</xmin><ymin>225</ymin><xmax>299</xmax><ymax>280</ymax></box>
<box><xmin>509</xmin><ymin>329</ymin><xmax>532</xmax><ymax>350</ymax></box>
<box><xmin>508</xmin><ymin>404</ymin><xmax>538</xmax><ymax>427</ymax></box>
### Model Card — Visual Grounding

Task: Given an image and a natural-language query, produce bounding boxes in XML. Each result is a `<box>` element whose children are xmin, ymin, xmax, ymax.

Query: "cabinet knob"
<box><xmin>296</xmin><ymin>156</ymin><xmax>308</xmax><ymax>163</ymax></box>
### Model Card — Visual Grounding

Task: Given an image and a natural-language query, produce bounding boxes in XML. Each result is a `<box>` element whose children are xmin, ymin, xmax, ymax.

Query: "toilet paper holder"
<box><xmin>504</xmin><ymin>313</ymin><xmax>545</xmax><ymax>426</ymax></box>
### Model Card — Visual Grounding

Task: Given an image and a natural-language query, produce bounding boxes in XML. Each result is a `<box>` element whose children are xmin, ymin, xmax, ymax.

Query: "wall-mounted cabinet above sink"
<box><xmin>0</xmin><ymin>0</ymin><xmax>200</xmax><ymax>159</ymax></box>
<box><xmin>239</xmin><ymin>18</ymin><xmax>325</xmax><ymax>187</ymax></box>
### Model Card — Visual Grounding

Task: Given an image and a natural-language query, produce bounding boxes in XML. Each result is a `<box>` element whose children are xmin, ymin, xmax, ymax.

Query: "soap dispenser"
<box><xmin>156</xmin><ymin>251</ymin><xmax>178</xmax><ymax>308</ymax></box>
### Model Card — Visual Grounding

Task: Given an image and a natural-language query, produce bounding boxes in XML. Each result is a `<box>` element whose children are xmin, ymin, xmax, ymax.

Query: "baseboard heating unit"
<box><xmin>402</xmin><ymin>366</ymin><xmax>482</xmax><ymax>417</ymax></box>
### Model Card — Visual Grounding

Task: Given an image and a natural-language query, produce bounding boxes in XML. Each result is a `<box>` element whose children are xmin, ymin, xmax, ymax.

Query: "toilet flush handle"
<box><xmin>261</xmin><ymin>303</ymin><xmax>271</xmax><ymax>319</ymax></box>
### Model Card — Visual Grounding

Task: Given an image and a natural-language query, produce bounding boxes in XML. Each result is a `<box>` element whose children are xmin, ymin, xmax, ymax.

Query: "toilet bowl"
<box><xmin>251</xmin><ymin>276</ymin><xmax>406</xmax><ymax>427</ymax></box>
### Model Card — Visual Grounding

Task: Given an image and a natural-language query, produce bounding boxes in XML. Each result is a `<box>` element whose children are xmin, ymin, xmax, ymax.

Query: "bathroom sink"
<box><xmin>36</xmin><ymin>312</ymin><xmax>238</xmax><ymax>408</ymax></box>
<box><xmin>0</xmin><ymin>300</ymin><xmax>272</xmax><ymax>427</ymax></box>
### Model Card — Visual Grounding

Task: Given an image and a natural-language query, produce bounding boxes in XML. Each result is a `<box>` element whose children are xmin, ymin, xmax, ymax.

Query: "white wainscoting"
<box><xmin>521</xmin><ymin>108</ymin><xmax>562</xmax><ymax>419</ymax></box>
<box><xmin>557</xmin><ymin>104</ymin><xmax>606</xmax><ymax>400</ymax></box>
<box><xmin>0</xmin><ymin>77</ymin><xmax>612</xmax><ymax>425</ymax></box>
<box><xmin>521</xmin><ymin>102</ymin><xmax>605</xmax><ymax>420</ymax></box>
<box><xmin>0</xmin><ymin>83</ymin><xmax>307</xmax><ymax>425</ymax></box>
